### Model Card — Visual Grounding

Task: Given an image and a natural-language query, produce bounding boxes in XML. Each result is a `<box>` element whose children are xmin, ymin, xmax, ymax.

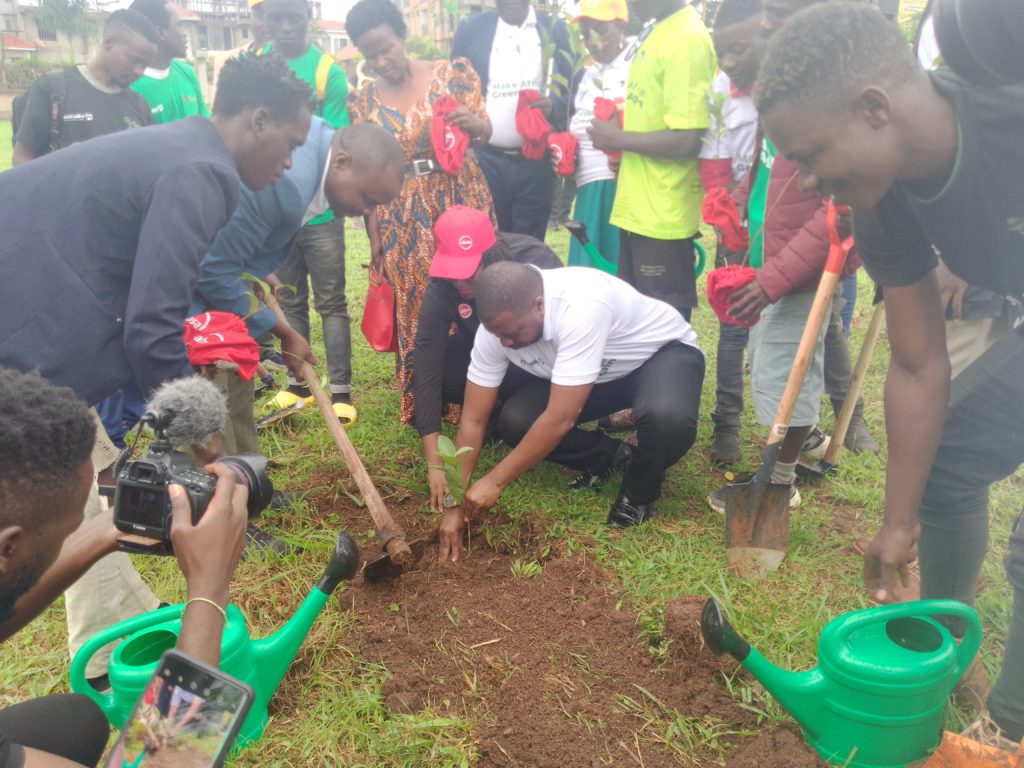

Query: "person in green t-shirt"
<box><xmin>261</xmin><ymin>0</ymin><xmax>357</xmax><ymax>422</ymax></box>
<box><xmin>587</xmin><ymin>0</ymin><xmax>716</xmax><ymax>321</ymax></box>
<box><xmin>129</xmin><ymin>0</ymin><xmax>209</xmax><ymax>123</ymax></box>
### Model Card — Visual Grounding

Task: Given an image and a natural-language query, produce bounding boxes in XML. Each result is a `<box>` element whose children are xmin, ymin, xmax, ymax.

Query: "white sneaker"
<box><xmin>801</xmin><ymin>427</ymin><xmax>831</xmax><ymax>460</ymax></box>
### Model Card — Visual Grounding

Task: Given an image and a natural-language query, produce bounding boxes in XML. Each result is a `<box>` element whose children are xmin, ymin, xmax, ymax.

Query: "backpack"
<box><xmin>11</xmin><ymin>69</ymin><xmax>68</xmax><ymax>153</ymax></box>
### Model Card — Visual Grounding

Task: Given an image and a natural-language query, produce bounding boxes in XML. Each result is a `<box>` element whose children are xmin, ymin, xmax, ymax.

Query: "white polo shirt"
<box><xmin>486</xmin><ymin>7</ymin><xmax>544</xmax><ymax>148</ymax></box>
<box><xmin>468</xmin><ymin>266</ymin><xmax>701</xmax><ymax>388</ymax></box>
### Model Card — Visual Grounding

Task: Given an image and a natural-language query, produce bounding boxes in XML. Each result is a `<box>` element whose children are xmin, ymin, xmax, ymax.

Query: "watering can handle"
<box><xmin>68</xmin><ymin>604</ymin><xmax>185</xmax><ymax>714</ymax></box>
<box><xmin>832</xmin><ymin>599</ymin><xmax>982</xmax><ymax>690</ymax></box>
<box><xmin>694</xmin><ymin>240</ymin><xmax>706</xmax><ymax>279</ymax></box>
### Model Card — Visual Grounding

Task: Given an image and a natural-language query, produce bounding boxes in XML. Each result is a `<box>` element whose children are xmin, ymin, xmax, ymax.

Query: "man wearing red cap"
<box><xmin>437</xmin><ymin>262</ymin><xmax>705</xmax><ymax>559</ymax></box>
<box><xmin>414</xmin><ymin>206</ymin><xmax>562</xmax><ymax>513</ymax></box>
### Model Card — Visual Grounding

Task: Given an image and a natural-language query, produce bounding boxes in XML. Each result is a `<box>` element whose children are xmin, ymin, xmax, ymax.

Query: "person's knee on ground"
<box><xmin>0</xmin><ymin>694</ymin><xmax>110</xmax><ymax>768</ymax></box>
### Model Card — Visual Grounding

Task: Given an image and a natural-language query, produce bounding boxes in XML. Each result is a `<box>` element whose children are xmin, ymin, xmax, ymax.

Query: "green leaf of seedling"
<box><xmin>454</xmin><ymin>446</ymin><xmax>474</xmax><ymax>457</ymax></box>
<box><xmin>437</xmin><ymin>435</ymin><xmax>456</xmax><ymax>456</ymax></box>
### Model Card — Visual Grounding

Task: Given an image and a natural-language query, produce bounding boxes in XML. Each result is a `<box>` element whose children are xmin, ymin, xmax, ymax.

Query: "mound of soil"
<box><xmin>299</xmin><ymin>477</ymin><xmax>823</xmax><ymax>766</ymax></box>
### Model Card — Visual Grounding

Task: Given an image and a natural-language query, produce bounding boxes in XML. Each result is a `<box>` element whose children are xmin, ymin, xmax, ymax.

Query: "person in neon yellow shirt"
<box><xmin>588</xmin><ymin>0</ymin><xmax>715</xmax><ymax>321</ymax></box>
<box><xmin>129</xmin><ymin>0</ymin><xmax>209</xmax><ymax>124</ymax></box>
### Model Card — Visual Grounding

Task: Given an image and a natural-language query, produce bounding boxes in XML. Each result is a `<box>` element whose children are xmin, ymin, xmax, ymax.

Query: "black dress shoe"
<box><xmin>607</xmin><ymin>494</ymin><xmax>652</xmax><ymax>528</ymax></box>
<box><xmin>270</xmin><ymin>490</ymin><xmax>306</xmax><ymax>511</ymax></box>
<box><xmin>244</xmin><ymin>523</ymin><xmax>300</xmax><ymax>556</ymax></box>
<box><xmin>568</xmin><ymin>442</ymin><xmax>635</xmax><ymax>492</ymax></box>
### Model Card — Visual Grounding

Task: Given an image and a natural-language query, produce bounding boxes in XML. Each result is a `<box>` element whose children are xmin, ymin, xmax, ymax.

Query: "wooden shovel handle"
<box><xmin>766</xmin><ymin>202</ymin><xmax>853</xmax><ymax>447</ymax></box>
<box><xmin>824</xmin><ymin>300</ymin><xmax>885</xmax><ymax>463</ymax></box>
<box><xmin>299</xmin><ymin>364</ymin><xmax>413</xmax><ymax>564</ymax></box>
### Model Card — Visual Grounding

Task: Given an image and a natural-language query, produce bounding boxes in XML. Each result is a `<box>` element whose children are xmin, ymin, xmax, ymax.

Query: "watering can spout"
<box><xmin>700</xmin><ymin>599</ymin><xmax>827</xmax><ymax>738</ymax></box>
<box><xmin>251</xmin><ymin>532</ymin><xmax>360</xmax><ymax>693</ymax></box>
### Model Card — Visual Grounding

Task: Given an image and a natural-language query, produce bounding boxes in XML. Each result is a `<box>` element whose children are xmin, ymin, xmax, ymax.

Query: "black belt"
<box><xmin>478</xmin><ymin>144</ymin><xmax>531</xmax><ymax>160</ymax></box>
<box><xmin>405</xmin><ymin>157</ymin><xmax>443</xmax><ymax>177</ymax></box>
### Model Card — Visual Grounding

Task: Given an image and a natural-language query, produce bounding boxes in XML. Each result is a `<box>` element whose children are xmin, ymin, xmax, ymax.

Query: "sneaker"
<box><xmin>707</xmin><ymin>482</ymin><xmax>801</xmax><ymax>515</ymax></box>
<box><xmin>607</xmin><ymin>495</ymin><xmax>652</xmax><ymax>528</ymax></box>
<box><xmin>953</xmin><ymin>657</ymin><xmax>992</xmax><ymax>716</ymax></box>
<box><xmin>801</xmin><ymin>427</ymin><xmax>831</xmax><ymax>460</ymax></box>
<box><xmin>961</xmin><ymin>711</ymin><xmax>1021</xmax><ymax>752</ymax></box>
<box><xmin>710</xmin><ymin>428</ymin><xmax>740</xmax><ymax>466</ymax></box>
<box><xmin>568</xmin><ymin>442</ymin><xmax>634</xmax><ymax>492</ymax></box>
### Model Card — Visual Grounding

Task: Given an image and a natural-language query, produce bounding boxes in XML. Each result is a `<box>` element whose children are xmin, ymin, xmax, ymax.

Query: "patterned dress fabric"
<box><xmin>349</xmin><ymin>58</ymin><xmax>495</xmax><ymax>425</ymax></box>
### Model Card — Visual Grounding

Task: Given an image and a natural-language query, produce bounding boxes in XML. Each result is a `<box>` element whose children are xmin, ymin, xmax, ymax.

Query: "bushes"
<box><xmin>4</xmin><ymin>57</ymin><xmax>73</xmax><ymax>90</ymax></box>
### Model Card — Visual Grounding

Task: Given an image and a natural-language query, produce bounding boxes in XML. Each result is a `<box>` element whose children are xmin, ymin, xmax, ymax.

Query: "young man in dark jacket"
<box><xmin>414</xmin><ymin>206</ymin><xmax>563</xmax><ymax>512</ymax></box>
<box><xmin>451</xmin><ymin>0</ymin><xmax>575</xmax><ymax>241</ymax></box>
<box><xmin>757</xmin><ymin>2</ymin><xmax>1024</xmax><ymax>749</ymax></box>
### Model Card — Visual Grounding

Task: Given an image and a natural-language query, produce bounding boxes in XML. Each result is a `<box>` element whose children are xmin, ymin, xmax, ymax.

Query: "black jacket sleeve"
<box><xmin>412</xmin><ymin>281</ymin><xmax>459</xmax><ymax>437</ymax></box>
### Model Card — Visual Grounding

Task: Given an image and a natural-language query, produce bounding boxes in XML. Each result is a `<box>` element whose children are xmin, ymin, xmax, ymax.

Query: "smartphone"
<box><xmin>105</xmin><ymin>651</ymin><xmax>255</xmax><ymax>768</ymax></box>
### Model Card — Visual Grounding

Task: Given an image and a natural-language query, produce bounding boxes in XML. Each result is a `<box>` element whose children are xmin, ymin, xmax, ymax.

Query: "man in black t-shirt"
<box><xmin>12</xmin><ymin>9</ymin><xmax>157</xmax><ymax>165</ymax></box>
<box><xmin>756</xmin><ymin>3</ymin><xmax>1024</xmax><ymax>750</ymax></box>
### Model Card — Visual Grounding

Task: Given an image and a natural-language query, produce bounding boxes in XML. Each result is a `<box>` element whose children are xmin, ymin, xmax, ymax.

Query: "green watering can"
<box><xmin>564</xmin><ymin>219</ymin><xmax>707</xmax><ymax>278</ymax></box>
<box><xmin>70</xmin><ymin>531</ymin><xmax>360</xmax><ymax>749</ymax></box>
<box><xmin>701</xmin><ymin>598</ymin><xmax>982</xmax><ymax>768</ymax></box>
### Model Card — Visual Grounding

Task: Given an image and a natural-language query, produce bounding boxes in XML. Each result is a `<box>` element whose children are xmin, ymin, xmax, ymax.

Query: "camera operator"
<box><xmin>0</xmin><ymin>369</ymin><xmax>248</xmax><ymax>768</ymax></box>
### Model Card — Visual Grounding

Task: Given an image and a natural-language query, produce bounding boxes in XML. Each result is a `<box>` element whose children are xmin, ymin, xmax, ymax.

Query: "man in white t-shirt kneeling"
<box><xmin>438</xmin><ymin>262</ymin><xmax>705</xmax><ymax>560</ymax></box>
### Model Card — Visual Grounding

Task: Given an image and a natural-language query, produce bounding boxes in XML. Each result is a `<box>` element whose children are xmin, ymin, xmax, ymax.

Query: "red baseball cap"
<box><xmin>430</xmin><ymin>206</ymin><xmax>497</xmax><ymax>280</ymax></box>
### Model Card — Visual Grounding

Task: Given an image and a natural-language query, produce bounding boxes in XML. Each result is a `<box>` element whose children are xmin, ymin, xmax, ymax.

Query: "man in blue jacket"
<box><xmin>0</xmin><ymin>54</ymin><xmax>312</xmax><ymax>685</ymax></box>
<box><xmin>191</xmin><ymin>119</ymin><xmax>405</xmax><ymax>454</ymax></box>
<box><xmin>451</xmin><ymin>0</ymin><xmax>575</xmax><ymax>241</ymax></box>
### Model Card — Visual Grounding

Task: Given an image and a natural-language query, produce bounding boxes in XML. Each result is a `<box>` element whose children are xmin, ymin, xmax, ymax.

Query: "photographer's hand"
<box><xmin>172</xmin><ymin>464</ymin><xmax>248</xmax><ymax>667</ymax></box>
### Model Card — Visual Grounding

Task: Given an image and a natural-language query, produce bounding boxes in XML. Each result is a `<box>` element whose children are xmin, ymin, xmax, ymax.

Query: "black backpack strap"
<box><xmin>45</xmin><ymin>69</ymin><xmax>69</xmax><ymax>153</ymax></box>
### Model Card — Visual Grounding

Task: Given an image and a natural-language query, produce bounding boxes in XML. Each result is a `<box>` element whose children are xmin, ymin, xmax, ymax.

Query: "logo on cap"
<box><xmin>458</xmin><ymin>303</ymin><xmax>473</xmax><ymax>319</ymax></box>
<box><xmin>444</xmin><ymin>126</ymin><xmax>456</xmax><ymax>151</ymax></box>
<box><xmin>550</xmin><ymin>144</ymin><xmax>563</xmax><ymax>162</ymax></box>
<box><xmin>458</xmin><ymin>235</ymin><xmax>473</xmax><ymax>250</ymax></box>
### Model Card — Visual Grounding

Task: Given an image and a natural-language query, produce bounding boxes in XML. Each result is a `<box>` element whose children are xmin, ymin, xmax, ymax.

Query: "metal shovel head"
<box><xmin>362</xmin><ymin>534</ymin><xmax>435</xmax><ymax>583</ymax></box>
<box><xmin>722</xmin><ymin>478</ymin><xmax>792</xmax><ymax>580</ymax></box>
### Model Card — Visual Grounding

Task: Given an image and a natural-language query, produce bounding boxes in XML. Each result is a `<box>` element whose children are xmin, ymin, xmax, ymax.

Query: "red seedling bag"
<box><xmin>706</xmin><ymin>265</ymin><xmax>761</xmax><ymax>328</ymax></box>
<box><xmin>183</xmin><ymin>311</ymin><xmax>260</xmax><ymax>381</ymax></box>
<box><xmin>702</xmin><ymin>187</ymin><xmax>750</xmax><ymax>253</ymax></box>
<box><xmin>431</xmin><ymin>95</ymin><xmax>470</xmax><ymax>175</ymax></box>
<box><xmin>516</xmin><ymin>89</ymin><xmax>552</xmax><ymax>160</ymax></box>
<box><xmin>593</xmin><ymin>96</ymin><xmax>624</xmax><ymax>162</ymax></box>
<box><xmin>547</xmin><ymin>131</ymin><xmax>578</xmax><ymax>177</ymax></box>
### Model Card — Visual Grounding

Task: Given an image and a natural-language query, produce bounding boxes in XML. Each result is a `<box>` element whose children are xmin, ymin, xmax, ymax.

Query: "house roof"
<box><xmin>333</xmin><ymin>43</ymin><xmax>358</xmax><ymax>60</ymax></box>
<box><xmin>171</xmin><ymin>3</ymin><xmax>202</xmax><ymax>21</ymax></box>
<box><xmin>2</xmin><ymin>32</ymin><xmax>38</xmax><ymax>52</ymax></box>
<box><xmin>318</xmin><ymin>18</ymin><xmax>346</xmax><ymax>32</ymax></box>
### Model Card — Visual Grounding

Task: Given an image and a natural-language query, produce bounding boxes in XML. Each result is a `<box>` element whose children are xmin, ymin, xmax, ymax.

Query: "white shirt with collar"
<box><xmin>569</xmin><ymin>41</ymin><xmax>633</xmax><ymax>187</ymax></box>
<box><xmin>301</xmin><ymin>148</ymin><xmax>332</xmax><ymax>226</ymax></box>
<box><xmin>468</xmin><ymin>266</ymin><xmax>701</xmax><ymax>388</ymax></box>
<box><xmin>486</xmin><ymin>6</ymin><xmax>544</xmax><ymax>149</ymax></box>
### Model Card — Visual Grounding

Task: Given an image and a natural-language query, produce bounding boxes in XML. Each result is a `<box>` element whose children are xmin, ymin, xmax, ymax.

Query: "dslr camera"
<box><xmin>113</xmin><ymin>410</ymin><xmax>273</xmax><ymax>545</ymax></box>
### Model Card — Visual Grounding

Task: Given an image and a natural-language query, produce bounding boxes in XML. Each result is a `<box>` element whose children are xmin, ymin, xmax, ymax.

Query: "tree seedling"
<box><xmin>433</xmin><ymin>434</ymin><xmax>475</xmax><ymax>552</ymax></box>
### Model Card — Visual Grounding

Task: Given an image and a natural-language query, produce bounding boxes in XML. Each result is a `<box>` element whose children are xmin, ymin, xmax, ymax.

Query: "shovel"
<box><xmin>722</xmin><ymin>202</ymin><xmax>853</xmax><ymax>579</ymax></box>
<box><xmin>297</xmin><ymin>362</ymin><xmax>416</xmax><ymax>573</ymax></box>
<box><xmin>798</xmin><ymin>297</ymin><xmax>885</xmax><ymax>481</ymax></box>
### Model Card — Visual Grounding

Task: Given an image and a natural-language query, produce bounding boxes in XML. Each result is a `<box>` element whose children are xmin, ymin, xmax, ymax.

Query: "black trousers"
<box><xmin>476</xmin><ymin>148</ymin><xmax>556</xmax><ymax>242</ymax></box>
<box><xmin>494</xmin><ymin>342</ymin><xmax>705</xmax><ymax>505</ymax></box>
<box><xmin>0</xmin><ymin>694</ymin><xmax>110</xmax><ymax>767</ymax></box>
<box><xmin>619</xmin><ymin>230</ymin><xmax>698</xmax><ymax>320</ymax></box>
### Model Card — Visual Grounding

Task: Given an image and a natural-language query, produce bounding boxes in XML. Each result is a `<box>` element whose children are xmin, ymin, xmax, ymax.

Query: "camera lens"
<box><xmin>218</xmin><ymin>454</ymin><xmax>274</xmax><ymax>517</ymax></box>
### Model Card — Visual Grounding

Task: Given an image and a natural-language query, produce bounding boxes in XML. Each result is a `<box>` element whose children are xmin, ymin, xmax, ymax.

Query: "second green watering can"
<box><xmin>701</xmin><ymin>598</ymin><xmax>982</xmax><ymax>768</ymax></box>
<box><xmin>70</xmin><ymin>531</ymin><xmax>360</xmax><ymax>749</ymax></box>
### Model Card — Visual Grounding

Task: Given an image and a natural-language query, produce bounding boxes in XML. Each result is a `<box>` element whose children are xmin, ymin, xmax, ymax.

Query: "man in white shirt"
<box><xmin>451</xmin><ymin>0</ymin><xmax>576</xmax><ymax>241</ymax></box>
<box><xmin>438</xmin><ymin>262</ymin><xmax>705</xmax><ymax>559</ymax></box>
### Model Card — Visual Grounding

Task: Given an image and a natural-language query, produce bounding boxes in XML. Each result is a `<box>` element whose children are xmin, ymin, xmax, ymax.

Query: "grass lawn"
<box><xmin>0</xmin><ymin>187</ymin><xmax>1016</xmax><ymax>764</ymax></box>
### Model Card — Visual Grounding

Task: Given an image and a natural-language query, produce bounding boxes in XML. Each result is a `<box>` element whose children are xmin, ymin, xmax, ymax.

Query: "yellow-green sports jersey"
<box><xmin>610</xmin><ymin>6</ymin><xmax>716</xmax><ymax>240</ymax></box>
<box><xmin>131</xmin><ymin>59</ymin><xmax>209</xmax><ymax>124</ymax></box>
<box><xmin>265</xmin><ymin>44</ymin><xmax>350</xmax><ymax>225</ymax></box>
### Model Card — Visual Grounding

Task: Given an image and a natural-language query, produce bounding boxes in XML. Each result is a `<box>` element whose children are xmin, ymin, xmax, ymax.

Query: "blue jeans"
<box><xmin>476</xmin><ymin>147</ymin><xmax>556</xmax><ymax>242</ymax></box>
<box><xmin>95</xmin><ymin>380</ymin><xmax>145</xmax><ymax>448</ymax></box>
<box><xmin>275</xmin><ymin>218</ymin><xmax>351</xmax><ymax>393</ymax></box>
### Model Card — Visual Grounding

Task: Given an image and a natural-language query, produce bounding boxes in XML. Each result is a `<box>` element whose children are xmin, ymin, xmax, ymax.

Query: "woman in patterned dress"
<box><xmin>346</xmin><ymin>0</ymin><xmax>495</xmax><ymax>426</ymax></box>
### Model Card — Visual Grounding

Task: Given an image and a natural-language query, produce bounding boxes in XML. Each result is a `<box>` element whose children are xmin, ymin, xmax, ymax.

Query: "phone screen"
<box><xmin>105</xmin><ymin>653</ymin><xmax>252</xmax><ymax>768</ymax></box>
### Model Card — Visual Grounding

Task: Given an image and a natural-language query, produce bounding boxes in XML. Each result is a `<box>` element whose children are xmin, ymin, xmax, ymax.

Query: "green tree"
<box><xmin>34</xmin><ymin>0</ymin><xmax>96</xmax><ymax>60</ymax></box>
<box><xmin>406</xmin><ymin>35</ymin><xmax>444</xmax><ymax>60</ymax></box>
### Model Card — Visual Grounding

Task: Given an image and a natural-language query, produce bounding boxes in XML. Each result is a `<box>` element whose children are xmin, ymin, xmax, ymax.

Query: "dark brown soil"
<box><xmin>287</xmin><ymin>474</ymin><xmax>825</xmax><ymax>767</ymax></box>
<box><xmin>724</xmin><ymin>726</ymin><xmax>825</xmax><ymax>768</ymax></box>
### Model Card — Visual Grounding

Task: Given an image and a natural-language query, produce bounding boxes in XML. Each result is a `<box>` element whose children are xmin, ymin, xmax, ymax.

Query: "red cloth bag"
<box><xmin>361</xmin><ymin>267</ymin><xmax>399</xmax><ymax>353</ymax></box>
<box><xmin>547</xmin><ymin>131</ymin><xmax>578</xmax><ymax>177</ymax></box>
<box><xmin>706</xmin><ymin>264</ymin><xmax>761</xmax><ymax>329</ymax></box>
<box><xmin>431</xmin><ymin>95</ymin><xmax>470</xmax><ymax>175</ymax></box>
<box><xmin>702</xmin><ymin>187</ymin><xmax>750</xmax><ymax>253</ymax></box>
<box><xmin>593</xmin><ymin>96</ymin><xmax>624</xmax><ymax>163</ymax></box>
<box><xmin>516</xmin><ymin>89</ymin><xmax>552</xmax><ymax>160</ymax></box>
<box><xmin>183</xmin><ymin>311</ymin><xmax>260</xmax><ymax>381</ymax></box>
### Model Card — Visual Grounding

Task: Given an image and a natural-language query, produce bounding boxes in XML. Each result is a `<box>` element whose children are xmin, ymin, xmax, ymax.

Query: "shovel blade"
<box><xmin>362</xmin><ymin>536</ymin><xmax>433</xmax><ymax>583</ymax></box>
<box><xmin>722</xmin><ymin>479</ymin><xmax>792</xmax><ymax>580</ymax></box>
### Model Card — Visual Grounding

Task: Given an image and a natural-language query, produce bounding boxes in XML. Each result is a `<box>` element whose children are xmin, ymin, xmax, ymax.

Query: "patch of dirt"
<box><xmin>724</xmin><ymin>725</ymin><xmax>825</xmax><ymax>767</ymax></box>
<box><xmin>283</xmin><ymin>482</ymin><xmax>825</xmax><ymax>766</ymax></box>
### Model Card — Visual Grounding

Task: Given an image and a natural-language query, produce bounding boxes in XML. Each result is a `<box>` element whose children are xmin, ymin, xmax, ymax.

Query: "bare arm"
<box><xmin>12</xmin><ymin>142</ymin><xmax>37</xmax><ymax>166</ymax></box>
<box><xmin>864</xmin><ymin>272</ymin><xmax>950</xmax><ymax>600</ymax></box>
<box><xmin>588</xmin><ymin>118</ymin><xmax>704</xmax><ymax>160</ymax></box>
